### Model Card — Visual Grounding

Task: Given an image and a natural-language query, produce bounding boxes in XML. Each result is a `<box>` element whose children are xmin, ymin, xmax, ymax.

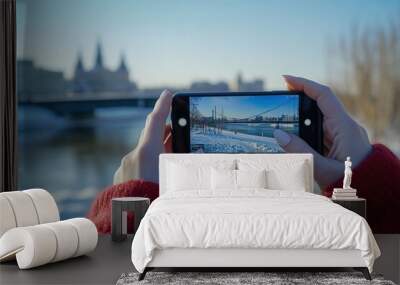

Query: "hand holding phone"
<box><xmin>279</xmin><ymin>75</ymin><xmax>372</xmax><ymax>189</ymax></box>
<box><xmin>113</xmin><ymin>90</ymin><xmax>173</xmax><ymax>185</ymax></box>
<box><xmin>112</xmin><ymin>76</ymin><xmax>371</xmax><ymax>190</ymax></box>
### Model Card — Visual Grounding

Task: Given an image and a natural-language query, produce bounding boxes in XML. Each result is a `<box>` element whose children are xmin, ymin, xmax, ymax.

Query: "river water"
<box><xmin>18</xmin><ymin>106</ymin><xmax>151</xmax><ymax>219</ymax></box>
<box><xmin>223</xmin><ymin>122</ymin><xmax>299</xmax><ymax>137</ymax></box>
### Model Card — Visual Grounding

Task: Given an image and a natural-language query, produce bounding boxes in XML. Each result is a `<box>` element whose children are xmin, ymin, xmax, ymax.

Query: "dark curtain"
<box><xmin>0</xmin><ymin>0</ymin><xmax>17</xmax><ymax>192</ymax></box>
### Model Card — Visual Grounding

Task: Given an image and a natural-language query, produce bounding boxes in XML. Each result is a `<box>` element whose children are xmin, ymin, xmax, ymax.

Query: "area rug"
<box><xmin>116</xmin><ymin>271</ymin><xmax>396</xmax><ymax>285</ymax></box>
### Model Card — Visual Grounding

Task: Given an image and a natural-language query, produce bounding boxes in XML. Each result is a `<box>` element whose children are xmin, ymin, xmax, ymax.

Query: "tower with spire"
<box><xmin>117</xmin><ymin>53</ymin><xmax>128</xmax><ymax>73</ymax></box>
<box><xmin>73</xmin><ymin>52</ymin><xmax>87</xmax><ymax>92</ymax></box>
<box><xmin>72</xmin><ymin>40</ymin><xmax>137</xmax><ymax>94</ymax></box>
<box><xmin>74</xmin><ymin>52</ymin><xmax>85</xmax><ymax>75</ymax></box>
<box><xmin>94</xmin><ymin>40</ymin><xmax>104</xmax><ymax>70</ymax></box>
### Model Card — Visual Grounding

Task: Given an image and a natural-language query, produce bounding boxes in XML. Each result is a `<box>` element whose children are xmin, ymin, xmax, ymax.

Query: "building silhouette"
<box><xmin>236</xmin><ymin>72</ymin><xmax>264</xmax><ymax>91</ymax></box>
<box><xmin>189</xmin><ymin>81</ymin><xmax>230</xmax><ymax>92</ymax></box>
<box><xmin>72</xmin><ymin>41</ymin><xmax>137</xmax><ymax>94</ymax></box>
<box><xmin>188</xmin><ymin>73</ymin><xmax>265</xmax><ymax>93</ymax></box>
<box><xmin>17</xmin><ymin>59</ymin><xmax>66</xmax><ymax>102</ymax></box>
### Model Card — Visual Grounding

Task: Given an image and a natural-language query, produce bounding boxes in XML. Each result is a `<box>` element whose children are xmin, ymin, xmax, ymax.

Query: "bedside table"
<box><xmin>112</xmin><ymin>197</ymin><xmax>150</xmax><ymax>241</ymax></box>
<box><xmin>331</xmin><ymin>198</ymin><xmax>366</xmax><ymax>219</ymax></box>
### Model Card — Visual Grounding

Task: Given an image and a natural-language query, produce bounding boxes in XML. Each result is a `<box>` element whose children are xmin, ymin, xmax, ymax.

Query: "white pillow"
<box><xmin>266</xmin><ymin>162</ymin><xmax>307</xmax><ymax>191</ymax></box>
<box><xmin>166</xmin><ymin>159</ymin><xmax>235</xmax><ymax>192</ymax></box>
<box><xmin>211</xmin><ymin>169</ymin><xmax>267</xmax><ymax>191</ymax></box>
<box><xmin>211</xmin><ymin>168</ymin><xmax>236</xmax><ymax>190</ymax></box>
<box><xmin>238</xmin><ymin>159</ymin><xmax>308</xmax><ymax>191</ymax></box>
<box><xmin>167</xmin><ymin>163</ymin><xmax>211</xmax><ymax>191</ymax></box>
<box><xmin>236</xmin><ymin>169</ymin><xmax>267</xmax><ymax>189</ymax></box>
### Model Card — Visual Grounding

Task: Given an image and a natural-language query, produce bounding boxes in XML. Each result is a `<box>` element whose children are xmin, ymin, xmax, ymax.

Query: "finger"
<box><xmin>164</xmin><ymin>132</ymin><xmax>172</xmax><ymax>152</ymax></box>
<box><xmin>274</xmin><ymin>129</ymin><xmax>320</xmax><ymax>156</ymax></box>
<box><xmin>142</xmin><ymin>90</ymin><xmax>173</xmax><ymax>144</ymax></box>
<box><xmin>163</xmin><ymin>124</ymin><xmax>172</xmax><ymax>141</ymax></box>
<box><xmin>282</xmin><ymin>75</ymin><xmax>346</xmax><ymax>118</ymax></box>
<box><xmin>137</xmin><ymin>128</ymin><xmax>146</xmax><ymax>145</ymax></box>
<box><xmin>273</xmin><ymin>129</ymin><xmax>342</xmax><ymax>188</ymax></box>
<box><xmin>163</xmin><ymin>124</ymin><xmax>173</xmax><ymax>153</ymax></box>
<box><xmin>323</xmin><ymin>135</ymin><xmax>332</xmax><ymax>156</ymax></box>
<box><xmin>153</xmin><ymin>89</ymin><xmax>173</xmax><ymax>120</ymax></box>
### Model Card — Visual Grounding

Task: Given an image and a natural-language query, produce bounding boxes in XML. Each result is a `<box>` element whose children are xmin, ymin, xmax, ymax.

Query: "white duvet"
<box><xmin>131</xmin><ymin>190</ymin><xmax>380</xmax><ymax>273</ymax></box>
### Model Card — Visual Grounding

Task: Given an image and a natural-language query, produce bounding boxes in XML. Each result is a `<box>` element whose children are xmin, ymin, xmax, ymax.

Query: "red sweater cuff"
<box><xmin>323</xmin><ymin>144</ymin><xmax>400</xmax><ymax>233</ymax></box>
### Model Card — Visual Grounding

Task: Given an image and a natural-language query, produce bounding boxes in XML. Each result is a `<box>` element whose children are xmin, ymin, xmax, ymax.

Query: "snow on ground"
<box><xmin>191</xmin><ymin>127</ymin><xmax>283</xmax><ymax>153</ymax></box>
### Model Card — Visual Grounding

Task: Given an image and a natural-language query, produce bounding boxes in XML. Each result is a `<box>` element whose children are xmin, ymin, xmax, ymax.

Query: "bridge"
<box><xmin>221</xmin><ymin>119</ymin><xmax>298</xmax><ymax>124</ymax></box>
<box><xmin>19</xmin><ymin>97</ymin><xmax>158</xmax><ymax>117</ymax></box>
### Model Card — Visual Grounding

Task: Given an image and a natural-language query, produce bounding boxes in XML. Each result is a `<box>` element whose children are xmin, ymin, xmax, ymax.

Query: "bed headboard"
<box><xmin>159</xmin><ymin>153</ymin><xmax>314</xmax><ymax>195</ymax></box>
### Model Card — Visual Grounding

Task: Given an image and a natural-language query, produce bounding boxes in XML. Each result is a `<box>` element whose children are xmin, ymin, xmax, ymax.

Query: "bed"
<box><xmin>131</xmin><ymin>154</ymin><xmax>380</xmax><ymax>280</ymax></box>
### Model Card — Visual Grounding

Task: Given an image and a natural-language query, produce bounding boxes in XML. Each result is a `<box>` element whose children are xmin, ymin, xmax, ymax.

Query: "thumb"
<box><xmin>273</xmin><ymin>129</ymin><xmax>342</xmax><ymax>189</ymax></box>
<box><xmin>140</xmin><ymin>89</ymin><xmax>173</xmax><ymax>145</ymax></box>
<box><xmin>274</xmin><ymin>129</ymin><xmax>316</xmax><ymax>154</ymax></box>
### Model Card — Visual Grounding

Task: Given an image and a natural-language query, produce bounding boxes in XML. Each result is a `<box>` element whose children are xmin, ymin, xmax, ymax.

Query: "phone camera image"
<box><xmin>189</xmin><ymin>95</ymin><xmax>299</xmax><ymax>153</ymax></box>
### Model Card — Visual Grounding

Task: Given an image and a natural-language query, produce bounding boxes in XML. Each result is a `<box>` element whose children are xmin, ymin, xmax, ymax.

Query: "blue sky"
<box><xmin>17</xmin><ymin>0</ymin><xmax>400</xmax><ymax>89</ymax></box>
<box><xmin>192</xmin><ymin>95</ymin><xmax>298</xmax><ymax>118</ymax></box>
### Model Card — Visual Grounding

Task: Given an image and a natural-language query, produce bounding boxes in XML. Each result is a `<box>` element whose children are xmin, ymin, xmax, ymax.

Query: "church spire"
<box><xmin>118</xmin><ymin>53</ymin><xmax>128</xmax><ymax>73</ymax></box>
<box><xmin>74</xmin><ymin>51</ymin><xmax>85</xmax><ymax>75</ymax></box>
<box><xmin>95</xmin><ymin>40</ymin><xmax>104</xmax><ymax>69</ymax></box>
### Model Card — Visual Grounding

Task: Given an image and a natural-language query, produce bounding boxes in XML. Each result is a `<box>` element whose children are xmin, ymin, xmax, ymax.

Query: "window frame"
<box><xmin>0</xmin><ymin>0</ymin><xmax>17</xmax><ymax>192</ymax></box>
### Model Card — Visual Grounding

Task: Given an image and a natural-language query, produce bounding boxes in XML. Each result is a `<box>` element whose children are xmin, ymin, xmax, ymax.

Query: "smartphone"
<box><xmin>171</xmin><ymin>91</ymin><xmax>323</xmax><ymax>154</ymax></box>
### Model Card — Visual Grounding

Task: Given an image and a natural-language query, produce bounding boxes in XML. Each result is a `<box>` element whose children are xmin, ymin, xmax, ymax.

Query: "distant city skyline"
<box><xmin>17</xmin><ymin>45</ymin><xmax>266</xmax><ymax>103</ymax></box>
<box><xmin>16</xmin><ymin>0</ymin><xmax>400</xmax><ymax>89</ymax></box>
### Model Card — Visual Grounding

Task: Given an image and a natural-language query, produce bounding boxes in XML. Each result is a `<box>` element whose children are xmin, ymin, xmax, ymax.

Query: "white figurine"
<box><xmin>343</xmin><ymin>156</ymin><xmax>353</xmax><ymax>189</ymax></box>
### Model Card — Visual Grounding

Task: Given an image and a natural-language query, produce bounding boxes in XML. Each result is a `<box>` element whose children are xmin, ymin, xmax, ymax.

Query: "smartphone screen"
<box><xmin>189</xmin><ymin>95</ymin><xmax>299</xmax><ymax>153</ymax></box>
<box><xmin>172</xmin><ymin>92</ymin><xmax>323</xmax><ymax>154</ymax></box>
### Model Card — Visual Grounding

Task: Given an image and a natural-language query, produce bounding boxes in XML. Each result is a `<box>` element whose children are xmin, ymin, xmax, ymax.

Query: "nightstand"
<box><xmin>112</xmin><ymin>197</ymin><xmax>150</xmax><ymax>241</ymax></box>
<box><xmin>331</xmin><ymin>198</ymin><xmax>366</xmax><ymax>219</ymax></box>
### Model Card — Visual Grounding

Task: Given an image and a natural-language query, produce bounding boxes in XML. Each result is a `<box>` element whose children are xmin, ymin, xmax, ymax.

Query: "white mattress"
<box><xmin>131</xmin><ymin>190</ymin><xmax>380</xmax><ymax>273</ymax></box>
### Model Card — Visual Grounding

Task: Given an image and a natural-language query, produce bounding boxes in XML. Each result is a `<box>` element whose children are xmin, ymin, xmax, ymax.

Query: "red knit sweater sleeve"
<box><xmin>323</xmin><ymin>144</ymin><xmax>400</xmax><ymax>233</ymax></box>
<box><xmin>87</xmin><ymin>180</ymin><xmax>159</xmax><ymax>234</ymax></box>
